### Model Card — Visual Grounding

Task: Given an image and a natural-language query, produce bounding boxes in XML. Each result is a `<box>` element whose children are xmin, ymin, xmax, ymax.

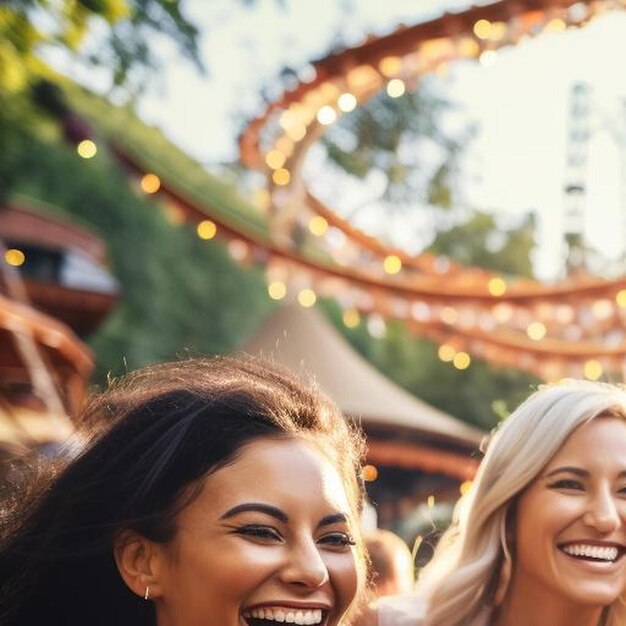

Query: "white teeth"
<box><xmin>561</xmin><ymin>544</ymin><xmax>619</xmax><ymax>561</ymax></box>
<box><xmin>243</xmin><ymin>607</ymin><xmax>323</xmax><ymax>625</ymax></box>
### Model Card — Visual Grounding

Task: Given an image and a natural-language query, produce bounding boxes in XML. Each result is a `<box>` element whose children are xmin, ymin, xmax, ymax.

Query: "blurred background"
<box><xmin>2</xmin><ymin>0</ymin><xmax>626</xmax><ymax>549</ymax></box>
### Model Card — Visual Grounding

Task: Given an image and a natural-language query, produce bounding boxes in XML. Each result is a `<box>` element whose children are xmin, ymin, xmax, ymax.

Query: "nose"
<box><xmin>583</xmin><ymin>487</ymin><xmax>622</xmax><ymax>534</ymax></box>
<box><xmin>279</xmin><ymin>538</ymin><xmax>330</xmax><ymax>589</ymax></box>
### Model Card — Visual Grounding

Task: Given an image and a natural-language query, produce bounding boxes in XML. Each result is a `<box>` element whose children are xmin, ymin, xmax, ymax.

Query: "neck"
<box><xmin>494</xmin><ymin>578</ymin><xmax>604</xmax><ymax>626</ymax></box>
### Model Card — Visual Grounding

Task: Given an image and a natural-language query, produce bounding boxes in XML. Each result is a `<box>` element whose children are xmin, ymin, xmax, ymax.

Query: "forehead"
<box><xmin>194</xmin><ymin>437</ymin><xmax>352</xmax><ymax>517</ymax></box>
<box><xmin>545</xmin><ymin>417</ymin><xmax>626</xmax><ymax>469</ymax></box>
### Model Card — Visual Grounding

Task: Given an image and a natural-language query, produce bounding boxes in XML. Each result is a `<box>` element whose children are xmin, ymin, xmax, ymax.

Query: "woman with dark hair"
<box><xmin>0</xmin><ymin>356</ymin><xmax>367</xmax><ymax>626</ymax></box>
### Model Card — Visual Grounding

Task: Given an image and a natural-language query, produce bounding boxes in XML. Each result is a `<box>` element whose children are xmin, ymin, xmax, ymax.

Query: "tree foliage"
<box><xmin>0</xmin><ymin>0</ymin><xmax>202</xmax><ymax>93</ymax></box>
<box><xmin>8</xmin><ymin>119</ymin><xmax>272</xmax><ymax>383</ymax></box>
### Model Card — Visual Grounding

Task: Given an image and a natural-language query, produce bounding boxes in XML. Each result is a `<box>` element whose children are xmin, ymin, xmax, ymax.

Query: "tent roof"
<box><xmin>243</xmin><ymin>305</ymin><xmax>483</xmax><ymax>450</ymax></box>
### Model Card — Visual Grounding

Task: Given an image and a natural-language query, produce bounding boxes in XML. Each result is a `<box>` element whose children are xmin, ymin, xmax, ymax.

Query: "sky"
<box><xmin>53</xmin><ymin>0</ymin><xmax>626</xmax><ymax>280</ymax></box>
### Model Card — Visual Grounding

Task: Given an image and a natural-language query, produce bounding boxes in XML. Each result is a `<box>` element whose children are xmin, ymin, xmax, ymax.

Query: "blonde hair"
<box><xmin>418</xmin><ymin>379</ymin><xmax>626</xmax><ymax>626</ymax></box>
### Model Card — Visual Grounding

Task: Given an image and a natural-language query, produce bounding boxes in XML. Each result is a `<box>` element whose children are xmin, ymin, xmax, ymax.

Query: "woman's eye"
<box><xmin>235</xmin><ymin>525</ymin><xmax>282</xmax><ymax>541</ymax></box>
<box><xmin>318</xmin><ymin>532</ymin><xmax>356</xmax><ymax>548</ymax></box>
<box><xmin>550</xmin><ymin>479</ymin><xmax>584</xmax><ymax>490</ymax></box>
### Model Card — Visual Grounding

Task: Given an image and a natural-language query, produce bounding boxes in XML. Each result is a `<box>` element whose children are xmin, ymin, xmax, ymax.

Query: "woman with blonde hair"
<box><xmin>379</xmin><ymin>379</ymin><xmax>626</xmax><ymax>626</ymax></box>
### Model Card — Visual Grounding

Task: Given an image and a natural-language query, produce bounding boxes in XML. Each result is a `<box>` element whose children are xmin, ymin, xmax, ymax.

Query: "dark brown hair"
<box><xmin>0</xmin><ymin>355</ymin><xmax>366</xmax><ymax>625</ymax></box>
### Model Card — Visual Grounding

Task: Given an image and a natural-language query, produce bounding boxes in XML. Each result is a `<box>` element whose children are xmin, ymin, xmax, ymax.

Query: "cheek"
<box><xmin>325</xmin><ymin>551</ymin><xmax>360</xmax><ymax>607</ymax></box>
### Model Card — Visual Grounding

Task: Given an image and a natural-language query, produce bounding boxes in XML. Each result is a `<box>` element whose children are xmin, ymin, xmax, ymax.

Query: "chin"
<box><xmin>565</xmin><ymin>585</ymin><xmax>624</xmax><ymax>607</ymax></box>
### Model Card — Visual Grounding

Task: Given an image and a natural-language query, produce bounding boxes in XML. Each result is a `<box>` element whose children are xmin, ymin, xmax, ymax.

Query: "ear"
<box><xmin>113</xmin><ymin>529</ymin><xmax>166</xmax><ymax>600</ymax></box>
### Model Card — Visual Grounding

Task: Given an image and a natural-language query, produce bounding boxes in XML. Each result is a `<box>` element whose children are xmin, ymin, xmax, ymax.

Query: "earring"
<box><xmin>144</xmin><ymin>586</ymin><xmax>150</xmax><ymax>601</ymax></box>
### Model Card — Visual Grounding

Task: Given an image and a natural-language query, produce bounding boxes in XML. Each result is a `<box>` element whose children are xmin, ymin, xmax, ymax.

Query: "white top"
<box><xmin>377</xmin><ymin>593</ymin><xmax>425</xmax><ymax>626</ymax></box>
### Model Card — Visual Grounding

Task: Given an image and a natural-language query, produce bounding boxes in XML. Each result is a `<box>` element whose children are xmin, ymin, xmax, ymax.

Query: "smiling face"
<box><xmin>151</xmin><ymin>437</ymin><xmax>361</xmax><ymax>626</ymax></box>
<box><xmin>512</xmin><ymin>416</ymin><xmax>626</xmax><ymax>610</ymax></box>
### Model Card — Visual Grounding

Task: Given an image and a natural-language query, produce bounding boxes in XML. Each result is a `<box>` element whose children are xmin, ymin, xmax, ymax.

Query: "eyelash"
<box><xmin>235</xmin><ymin>525</ymin><xmax>282</xmax><ymax>541</ymax></box>
<box><xmin>550</xmin><ymin>479</ymin><xmax>584</xmax><ymax>490</ymax></box>
<box><xmin>319</xmin><ymin>532</ymin><xmax>356</xmax><ymax>548</ymax></box>
<box><xmin>234</xmin><ymin>526</ymin><xmax>356</xmax><ymax>547</ymax></box>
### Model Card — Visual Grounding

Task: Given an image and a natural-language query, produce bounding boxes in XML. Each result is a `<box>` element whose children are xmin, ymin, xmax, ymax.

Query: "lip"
<box><xmin>243</xmin><ymin>602</ymin><xmax>332</xmax><ymax>611</ymax></box>
<box><xmin>558</xmin><ymin>540</ymin><xmax>626</xmax><ymax>550</ymax></box>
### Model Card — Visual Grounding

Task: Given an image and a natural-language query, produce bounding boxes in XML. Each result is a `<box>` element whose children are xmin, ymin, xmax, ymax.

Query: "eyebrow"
<box><xmin>219</xmin><ymin>504</ymin><xmax>350</xmax><ymax>528</ymax></box>
<box><xmin>544</xmin><ymin>466</ymin><xmax>589</xmax><ymax>478</ymax></box>
<box><xmin>544</xmin><ymin>467</ymin><xmax>626</xmax><ymax>479</ymax></box>
<box><xmin>220</xmin><ymin>503</ymin><xmax>288</xmax><ymax>523</ymax></box>
<box><xmin>318</xmin><ymin>512</ymin><xmax>349</xmax><ymax>527</ymax></box>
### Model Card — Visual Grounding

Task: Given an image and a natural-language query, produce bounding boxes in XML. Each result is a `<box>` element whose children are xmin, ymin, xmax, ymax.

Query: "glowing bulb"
<box><xmin>473</xmin><ymin>19</ymin><xmax>492</xmax><ymax>39</ymax></box>
<box><xmin>268</xmin><ymin>281</ymin><xmax>287</xmax><ymax>300</ymax></box>
<box><xmin>338</xmin><ymin>92</ymin><xmax>357</xmax><ymax>112</ymax></box>
<box><xmin>272</xmin><ymin>168</ymin><xmax>291</xmax><ymax>186</ymax></box>
<box><xmin>4</xmin><ymin>248</ymin><xmax>25</xmax><ymax>267</ymax></box>
<box><xmin>386</xmin><ymin>79</ymin><xmax>405</xmax><ymax>98</ymax></box>
<box><xmin>308</xmin><ymin>215</ymin><xmax>328</xmax><ymax>236</ymax></box>
<box><xmin>77</xmin><ymin>140</ymin><xmax>97</xmax><ymax>159</ymax></box>
<box><xmin>584</xmin><ymin>359</ymin><xmax>603</xmax><ymax>381</ymax></box>
<box><xmin>342</xmin><ymin>308</ymin><xmax>360</xmax><ymax>328</ymax></box>
<box><xmin>265</xmin><ymin>149</ymin><xmax>286</xmax><ymax>170</ymax></box>
<box><xmin>441</xmin><ymin>307</ymin><xmax>458</xmax><ymax>325</ymax></box>
<box><xmin>298</xmin><ymin>288</ymin><xmax>316</xmax><ymax>307</ymax></box>
<box><xmin>438</xmin><ymin>344</ymin><xmax>456</xmax><ymax>362</ymax></box>
<box><xmin>527</xmin><ymin>321</ymin><xmax>547</xmax><ymax>341</ymax></box>
<box><xmin>383</xmin><ymin>254</ymin><xmax>402</xmax><ymax>274</ymax></box>
<box><xmin>197</xmin><ymin>220</ymin><xmax>217</xmax><ymax>240</ymax></box>
<box><xmin>488</xmin><ymin>277</ymin><xmax>507</xmax><ymax>296</ymax></box>
<box><xmin>379</xmin><ymin>56</ymin><xmax>403</xmax><ymax>77</ymax></box>
<box><xmin>427</xmin><ymin>495</ymin><xmax>436</xmax><ymax>509</ymax></box>
<box><xmin>286</xmin><ymin>124</ymin><xmax>307</xmax><ymax>141</ymax></box>
<box><xmin>317</xmin><ymin>105</ymin><xmax>337</xmax><ymax>125</ymax></box>
<box><xmin>453</xmin><ymin>351</ymin><xmax>471</xmax><ymax>370</ymax></box>
<box><xmin>617</xmin><ymin>290</ymin><xmax>626</xmax><ymax>308</ymax></box>
<box><xmin>460</xmin><ymin>480</ymin><xmax>473</xmax><ymax>496</ymax></box>
<box><xmin>140</xmin><ymin>173</ymin><xmax>161</xmax><ymax>194</ymax></box>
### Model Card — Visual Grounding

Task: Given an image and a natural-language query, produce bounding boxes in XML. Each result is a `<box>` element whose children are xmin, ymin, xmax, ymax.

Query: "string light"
<box><xmin>473</xmin><ymin>19</ymin><xmax>492</xmax><ymax>39</ymax></box>
<box><xmin>527</xmin><ymin>322</ymin><xmax>547</xmax><ymax>341</ymax></box>
<box><xmin>265</xmin><ymin>150</ymin><xmax>286</xmax><ymax>170</ymax></box>
<box><xmin>438</xmin><ymin>344</ymin><xmax>456</xmax><ymax>362</ymax></box>
<box><xmin>427</xmin><ymin>494</ymin><xmax>436</xmax><ymax>509</ymax></box>
<box><xmin>441</xmin><ymin>307</ymin><xmax>458</xmax><ymax>325</ymax></box>
<box><xmin>453</xmin><ymin>351</ymin><xmax>471</xmax><ymax>370</ymax></box>
<box><xmin>383</xmin><ymin>255</ymin><xmax>402</xmax><ymax>274</ymax></box>
<box><xmin>460</xmin><ymin>480</ymin><xmax>473</xmax><ymax>496</ymax></box>
<box><xmin>77</xmin><ymin>140</ymin><xmax>97</xmax><ymax>159</ymax></box>
<box><xmin>616</xmin><ymin>290</ymin><xmax>626</xmax><ymax>308</ymax></box>
<box><xmin>584</xmin><ymin>359</ymin><xmax>603</xmax><ymax>381</ymax></box>
<box><xmin>268</xmin><ymin>281</ymin><xmax>287</xmax><ymax>300</ymax></box>
<box><xmin>342</xmin><ymin>308</ymin><xmax>360</xmax><ymax>328</ymax></box>
<box><xmin>317</xmin><ymin>106</ymin><xmax>337</xmax><ymax>125</ymax></box>
<box><xmin>140</xmin><ymin>173</ymin><xmax>161</xmax><ymax>194</ymax></box>
<box><xmin>338</xmin><ymin>93</ymin><xmax>357</xmax><ymax>112</ymax></box>
<box><xmin>286</xmin><ymin>124</ymin><xmax>307</xmax><ymax>141</ymax></box>
<box><xmin>308</xmin><ymin>215</ymin><xmax>329</xmax><ymax>236</ymax></box>
<box><xmin>298</xmin><ymin>288</ymin><xmax>317</xmax><ymax>307</ymax></box>
<box><xmin>488</xmin><ymin>277</ymin><xmax>507</xmax><ymax>296</ymax></box>
<box><xmin>4</xmin><ymin>248</ymin><xmax>25</xmax><ymax>267</ymax></box>
<box><xmin>379</xmin><ymin>56</ymin><xmax>403</xmax><ymax>77</ymax></box>
<box><xmin>272</xmin><ymin>168</ymin><xmax>291</xmax><ymax>186</ymax></box>
<box><xmin>197</xmin><ymin>220</ymin><xmax>217</xmax><ymax>240</ymax></box>
<box><xmin>386</xmin><ymin>79</ymin><xmax>405</xmax><ymax>98</ymax></box>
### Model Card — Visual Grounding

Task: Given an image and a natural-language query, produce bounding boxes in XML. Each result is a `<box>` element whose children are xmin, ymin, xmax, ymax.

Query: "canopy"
<box><xmin>243</xmin><ymin>305</ymin><xmax>483</xmax><ymax>450</ymax></box>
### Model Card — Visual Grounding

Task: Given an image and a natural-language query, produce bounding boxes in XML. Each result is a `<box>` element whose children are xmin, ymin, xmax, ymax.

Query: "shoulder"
<box><xmin>376</xmin><ymin>593</ymin><xmax>425</xmax><ymax>626</ymax></box>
